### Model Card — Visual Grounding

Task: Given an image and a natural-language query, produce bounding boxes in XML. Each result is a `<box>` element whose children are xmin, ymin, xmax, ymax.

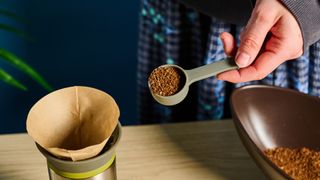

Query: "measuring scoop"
<box><xmin>148</xmin><ymin>58</ymin><xmax>238</xmax><ymax>106</ymax></box>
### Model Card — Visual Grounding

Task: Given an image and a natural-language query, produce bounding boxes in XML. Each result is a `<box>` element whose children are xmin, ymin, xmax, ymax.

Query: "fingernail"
<box><xmin>235</xmin><ymin>52</ymin><xmax>250</xmax><ymax>68</ymax></box>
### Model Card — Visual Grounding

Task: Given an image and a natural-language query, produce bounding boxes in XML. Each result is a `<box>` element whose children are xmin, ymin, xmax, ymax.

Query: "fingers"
<box><xmin>220</xmin><ymin>32</ymin><xmax>237</xmax><ymax>57</ymax></box>
<box><xmin>217</xmin><ymin>0</ymin><xmax>302</xmax><ymax>83</ymax></box>
<box><xmin>236</xmin><ymin>10</ymin><xmax>278</xmax><ymax>68</ymax></box>
<box><xmin>217</xmin><ymin>50</ymin><xmax>284</xmax><ymax>83</ymax></box>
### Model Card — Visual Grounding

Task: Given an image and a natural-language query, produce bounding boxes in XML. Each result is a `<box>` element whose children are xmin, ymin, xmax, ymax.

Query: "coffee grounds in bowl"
<box><xmin>264</xmin><ymin>147</ymin><xmax>320</xmax><ymax>180</ymax></box>
<box><xmin>148</xmin><ymin>66</ymin><xmax>185</xmax><ymax>96</ymax></box>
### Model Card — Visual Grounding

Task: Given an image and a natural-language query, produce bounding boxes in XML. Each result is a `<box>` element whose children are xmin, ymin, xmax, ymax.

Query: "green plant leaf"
<box><xmin>0</xmin><ymin>24</ymin><xmax>34</xmax><ymax>41</ymax></box>
<box><xmin>0</xmin><ymin>67</ymin><xmax>27</xmax><ymax>90</ymax></box>
<box><xmin>0</xmin><ymin>9</ymin><xmax>27</xmax><ymax>23</ymax></box>
<box><xmin>0</xmin><ymin>48</ymin><xmax>53</xmax><ymax>91</ymax></box>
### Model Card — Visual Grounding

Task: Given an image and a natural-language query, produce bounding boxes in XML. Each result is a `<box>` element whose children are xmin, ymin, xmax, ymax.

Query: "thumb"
<box><xmin>236</xmin><ymin>12</ymin><xmax>276</xmax><ymax>68</ymax></box>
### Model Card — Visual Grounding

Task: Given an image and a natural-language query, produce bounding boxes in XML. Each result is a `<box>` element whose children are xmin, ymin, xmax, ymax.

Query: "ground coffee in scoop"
<box><xmin>148</xmin><ymin>66</ymin><xmax>185</xmax><ymax>96</ymax></box>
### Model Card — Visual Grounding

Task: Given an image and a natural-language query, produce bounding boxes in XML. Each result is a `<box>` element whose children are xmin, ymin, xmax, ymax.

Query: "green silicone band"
<box><xmin>47</xmin><ymin>154</ymin><xmax>116</xmax><ymax>179</ymax></box>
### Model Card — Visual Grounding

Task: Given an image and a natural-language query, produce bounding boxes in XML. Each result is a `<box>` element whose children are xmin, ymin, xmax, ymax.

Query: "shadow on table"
<box><xmin>159</xmin><ymin>120</ymin><xmax>267</xmax><ymax>180</ymax></box>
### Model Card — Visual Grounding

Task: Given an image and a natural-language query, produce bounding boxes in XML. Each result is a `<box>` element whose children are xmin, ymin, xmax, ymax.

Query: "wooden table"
<box><xmin>0</xmin><ymin>120</ymin><xmax>266</xmax><ymax>180</ymax></box>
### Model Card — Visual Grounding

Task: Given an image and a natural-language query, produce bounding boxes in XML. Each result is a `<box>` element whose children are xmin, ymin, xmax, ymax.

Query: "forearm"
<box><xmin>280</xmin><ymin>0</ymin><xmax>320</xmax><ymax>49</ymax></box>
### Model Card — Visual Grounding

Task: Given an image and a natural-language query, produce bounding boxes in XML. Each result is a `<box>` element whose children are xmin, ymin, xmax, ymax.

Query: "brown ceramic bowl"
<box><xmin>230</xmin><ymin>85</ymin><xmax>320</xmax><ymax>179</ymax></box>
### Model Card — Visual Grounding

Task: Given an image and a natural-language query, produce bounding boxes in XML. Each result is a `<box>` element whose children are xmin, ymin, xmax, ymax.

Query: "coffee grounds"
<box><xmin>148</xmin><ymin>66</ymin><xmax>185</xmax><ymax>96</ymax></box>
<box><xmin>264</xmin><ymin>147</ymin><xmax>320</xmax><ymax>180</ymax></box>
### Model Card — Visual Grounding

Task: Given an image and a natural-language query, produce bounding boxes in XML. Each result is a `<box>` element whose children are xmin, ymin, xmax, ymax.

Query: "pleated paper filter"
<box><xmin>26</xmin><ymin>86</ymin><xmax>119</xmax><ymax>161</ymax></box>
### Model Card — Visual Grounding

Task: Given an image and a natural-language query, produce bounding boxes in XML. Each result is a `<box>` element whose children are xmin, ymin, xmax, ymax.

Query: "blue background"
<box><xmin>0</xmin><ymin>1</ymin><xmax>140</xmax><ymax>133</ymax></box>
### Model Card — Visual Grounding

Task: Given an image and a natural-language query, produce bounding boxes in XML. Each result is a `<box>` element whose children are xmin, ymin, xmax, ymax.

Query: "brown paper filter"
<box><xmin>26</xmin><ymin>86</ymin><xmax>119</xmax><ymax>161</ymax></box>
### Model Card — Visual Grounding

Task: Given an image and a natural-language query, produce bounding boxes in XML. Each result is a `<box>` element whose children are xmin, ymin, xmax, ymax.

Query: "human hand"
<box><xmin>217</xmin><ymin>0</ymin><xmax>303</xmax><ymax>83</ymax></box>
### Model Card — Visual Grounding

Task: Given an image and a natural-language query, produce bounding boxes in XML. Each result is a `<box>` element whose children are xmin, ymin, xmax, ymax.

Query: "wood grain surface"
<box><xmin>0</xmin><ymin>120</ymin><xmax>267</xmax><ymax>180</ymax></box>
